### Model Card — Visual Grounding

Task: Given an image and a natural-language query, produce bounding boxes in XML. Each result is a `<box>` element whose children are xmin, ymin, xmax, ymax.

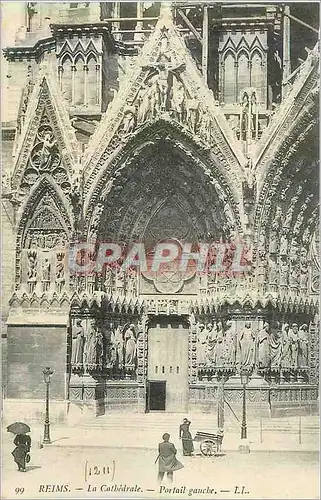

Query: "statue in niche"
<box><xmin>137</xmin><ymin>78</ymin><xmax>155</xmax><ymax>123</ymax></box>
<box><xmin>55</xmin><ymin>252</ymin><xmax>65</xmax><ymax>292</ymax></box>
<box><xmin>298</xmin><ymin>324</ymin><xmax>309</xmax><ymax>368</ymax></box>
<box><xmin>127</xmin><ymin>267</ymin><xmax>137</xmax><ymax>296</ymax></box>
<box><xmin>205</xmin><ymin>323</ymin><xmax>217</xmax><ymax>364</ymax></box>
<box><xmin>84</xmin><ymin>320</ymin><xmax>104</xmax><ymax>371</ymax></box>
<box><xmin>112</xmin><ymin>325</ymin><xmax>124</xmax><ymax>368</ymax></box>
<box><xmin>71</xmin><ymin>320</ymin><xmax>85</xmax><ymax>368</ymax></box>
<box><xmin>256</xmin><ymin>322</ymin><xmax>270</xmax><ymax>369</ymax></box>
<box><xmin>222</xmin><ymin>320</ymin><xmax>236</xmax><ymax>367</ymax></box>
<box><xmin>268</xmin><ymin>255</ymin><xmax>278</xmax><ymax>286</ymax></box>
<box><xmin>288</xmin><ymin>323</ymin><xmax>299</xmax><ymax>370</ymax></box>
<box><xmin>268</xmin><ymin>231</ymin><xmax>278</xmax><ymax>254</ymax></box>
<box><xmin>214</xmin><ymin>321</ymin><xmax>224</xmax><ymax>367</ymax></box>
<box><xmin>238</xmin><ymin>322</ymin><xmax>256</xmax><ymax>370</ymax></box>
<box><xmin>104</xmin><ymin>267</ymin><xmax>113</xmax><ymax>295</ymax></box>
<box><xmin>122</xmin><ymin>107</ymin><xmax>136</xmax><ymax>135</ymax></box>
<box><xmin>115</xmin><ymin>267</ymin><xmax>125</xmax><ymax>295</ymax></box>
<box><xmin>37</xmin><ymin>131</ymin><xmax>57</xmax><ymax>171</ymax></box>
<box><xmin>170</xmin><ymin>77</ymin><xmax>185</xmax><ymax>123</ymax></box>
<box><xmin>269</xmin><ymin>321</ymin><xmax>283</xmax><ymax>369</ymax></box>
<box><xmin>279</xmin><ymin>234</ymin><xmax>288</xmax><ymax>255</ymax></box>
<box><xmin>279</xmin><ymin>257</ymin><xmax>288</xmax><ymax>287</ymax></box>
<box><xmin>27</xmin><ymin>250</ymin><xmax>37</xmax><ymax>281</ymax></box>
<box><xmin>41</xmin><ymin>257</ymin><xmax>51</xmax><ymax>291</ymax></box>
<box><xmin>281</xmin><ymin>323</ymin><xmax>292</xmax><ymax>369</ymax></box>
<box><xmin>186</xmin><ymin>97</ymin><xmax>200</xmax><ymax>133</ymax></box>
<box><xmin>124</xmin><ymin>324</ymin><xmax>137</xmax><ymax>365</ymax></box>
<box><xmin>196</xmin><ymin>323</ymin><xmax>207</xmax><ymax>364</ymax></box>
<box><xmin>300</xmin><ymin>251</ymin><xmax>309</xmax><ymax>289</ymax></box>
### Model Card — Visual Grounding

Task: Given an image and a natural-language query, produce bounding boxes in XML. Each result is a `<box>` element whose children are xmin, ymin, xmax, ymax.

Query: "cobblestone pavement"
<box><xmin>1</xmin><ymin>434</ymin><xmax>319</xmax><ymax>500</ymax></box>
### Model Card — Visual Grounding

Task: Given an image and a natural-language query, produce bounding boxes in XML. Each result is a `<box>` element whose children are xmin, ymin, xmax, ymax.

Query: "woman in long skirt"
<box><xmin>12</xmin><ymin>434</ymin><xmax>31</xmax><ymax>472</ymax></box>
<box><xmin>179</xmin><ymin>418</ymin><xmax>194</xmax><ymax>456</ymax></box>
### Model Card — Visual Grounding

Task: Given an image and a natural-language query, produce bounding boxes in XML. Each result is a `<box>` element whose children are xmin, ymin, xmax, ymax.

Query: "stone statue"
<box><xmin>104</xmin><ymin>267</ymin><xmax>113</xmax><ymax>295</ymax></box>
<box><xmin>269</xmin><ymin>322</ymin><xmax>283</xmax><ymax>369</ymax></box>
<box><xmin>55</xmin><ymin>252</ymin><xmax>65</xmax><ymax>292</ymax></box>
<box><xmin>298</xmin><ymin>324</ymin><xmax>309</xmax><ymax>368</ymax></box>
<box><xmin>186</xmin><ymin>97</ymin><xmax>200</xmax><ymax>133</ymax></box>
<box><xmin>112</xmin><ymin>325</ymin><xmax>124</xmax><ymax>367</ymax></box>
<box><xmin>41</xmin><ymin>257</ymin><xmax>51</xmax><ymax>291</ymax></box>
<box><xmin>256</xmin><ymin>322</ymin><xmax>270</xmax><ymax>369</ymax></box>
<box><xmin>27</xmin><ymin>250</ymin><xmax>37</xmax><ymax>281</ymax></box>
<box><xmin>205</xmin><ymin>323</ymin><xmax>217</xmax><ymax>363</ymax></box>
<box><xmin>124</xmin><ymin>324</ymin><xmax>137</xmax><ymax>365</ymax></box>
<box><xmin>127</xmin><ymin>268</ymin><xmax>137</xmax><ymax>296</ymax></box>
<box><xmin>84</xmin><ymin>321</ymin><xmax>104</xmax><ymax>370</ymax></box>
<box><xmin>281</xmin><ymin>323</ymin><xmax>292</xmax><ymax>369</ymax></box>
<box><xmin>71</xmin><ymin>320</ymin><xmax>85</xmax><ymax>368</ymax></box>
<box><xmin>222</xmin><ymin>320</ymin><xmax>236</xmax><ymax>367</ymax></box>
<box><xmin>122</xmin><ymin>107</ymin><xmax>136</xmax><ymax>134</ymax></box>
<box><xmin>38</xmin><ymin>131</ymin><xmax>57</xmax><ymax>171</ymax></box>
<box><xmin>238</xmin><ymin>322</ymin><xmax>256</xmax><ymax>369</ymax></box>
<box><xmin>214</xmin><ymin>321</ymin><xmax>224</xmax><ymax>367</ymax></box>
<box><xmin>196</xmin><ymin>323</ymin><xmax>207</xmax><ymax>364</ymax></box>
<box><xmin>170</xmin><ymin>77</ymin><xmax>185</xmax><ymax>122</ymax></box>
<box><xmin>115</xmin><ymin>267</ymin><xmax>125</xmax><ymax>295</ymax></box>
<box><xmin>288</xmin><ymin>323</ymin><xmax>299</xmax><ymax>370</ymax></box>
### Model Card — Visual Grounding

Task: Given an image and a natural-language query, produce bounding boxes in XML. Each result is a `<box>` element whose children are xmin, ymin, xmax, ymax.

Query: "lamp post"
<box><xmin>239</xmin><ymin>370</ymin><xmax>250</xmax><ymax>452</ymax></box>
<box><xmin>43</xmin><ymin>367</ymin><xmax>53</xmax><ymax>445</ymax></box>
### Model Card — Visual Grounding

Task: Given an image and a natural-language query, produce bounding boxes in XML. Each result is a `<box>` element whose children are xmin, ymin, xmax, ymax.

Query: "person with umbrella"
<box><xmin>7</xmin><ymin>422</ymin><xmax>31</xmax><ymax>472</ymax></box>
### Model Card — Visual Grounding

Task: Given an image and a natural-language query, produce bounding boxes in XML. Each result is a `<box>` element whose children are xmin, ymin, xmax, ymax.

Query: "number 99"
<box><xmin>15</xmin><ymin>487</ymin><xmax>25</xmax><ymax>495</ymax></box>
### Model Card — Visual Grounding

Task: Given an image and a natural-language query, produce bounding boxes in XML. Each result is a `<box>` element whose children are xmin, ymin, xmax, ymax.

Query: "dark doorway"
<box><xmin>147</xmin><ymin>381</ymin><xmax>166</xmax><ymax>411</ymax></box>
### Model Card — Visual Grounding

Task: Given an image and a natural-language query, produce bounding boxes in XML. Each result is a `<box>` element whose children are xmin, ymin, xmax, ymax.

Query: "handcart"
<box><xmin>193</xmin><ymin>431</ymin><xmax>223</xmax><ymax>457</ymax></box>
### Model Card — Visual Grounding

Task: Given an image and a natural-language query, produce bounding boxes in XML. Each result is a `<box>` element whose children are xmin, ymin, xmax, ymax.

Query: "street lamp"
<box><xmin>43</xmin><ymin>367</ymin><xmax>53</xmax><ymax>445</ymax></box>
<box><xmin>239</xmin><ymin>370</ymin><xmax>251</xmax><ymax>452</ymax></box>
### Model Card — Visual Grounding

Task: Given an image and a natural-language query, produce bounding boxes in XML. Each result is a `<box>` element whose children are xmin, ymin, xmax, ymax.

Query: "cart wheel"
<box><xmin>200</xmin><ymin>439</ymin><xmax>218</xmax><ymax>457</ymax></box>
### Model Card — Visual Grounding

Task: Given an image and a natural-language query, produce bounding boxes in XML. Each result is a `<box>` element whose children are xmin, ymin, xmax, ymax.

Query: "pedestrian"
<box><xmin>179</xmin><ymin>418</ymin><xmax>194</xmax><ymax>456</ymax></box>
<box><xmin>12</xmin><ymin>433</ymin><xmax>31</xmax><ymax>472</ymax></box>
<box><xmin>156</xmin><ymin>433</ymin><xmax>184</xmax><ymax>483</ymax></box>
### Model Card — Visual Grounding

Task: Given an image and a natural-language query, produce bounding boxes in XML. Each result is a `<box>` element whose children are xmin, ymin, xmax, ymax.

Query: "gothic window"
<box><xmin>74</xmin><ymin>55</ymin><xmax>85</xmax><ymax>106</ymax></box>
<box><xmin>251</xmin><ymin>51</ymin><xmax>263</xmax><ymax>103</ymax></box>
<box><xmin>237</xmin><ymin>52</ymin><xmax>250</xmax><ymax>99</ymax></box>
<box><xmin>86</xmin><ymin>54</ymin><xmax>99</xmax><ymax>106</ymax></box>
<box><xmin>61</xmin><ymin>55</ymin><xmax>72</xmax><ymax>103</ymax></box>
<box><xmin>223</xmin><ymin>53</ymin><xmax>236</xmax><ymax>104</ymax></box>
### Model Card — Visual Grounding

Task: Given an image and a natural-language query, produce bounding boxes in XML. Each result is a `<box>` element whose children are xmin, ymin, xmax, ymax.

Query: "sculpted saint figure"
<box><xmin>288</xmin><ymin>323</ymin><xmax>299</xmax><ymax>370</ymax></box>
<box><xmin>256</xmin><ymin>322</ymin><xmax>270</xmax><ymax>369</ymax></box>
<box><xmin>205</xmin><ymin>323</ymin><xmax>217</xmax><ymax>363</ymax></box>
<box><xmin>38</xmin><ymin>132</ymin><xmax>56</xmax><ymax>171</ymax></box>
<box><xmin>281</xmin><ymin>323</ymin><xmax>292</xmax><ymax>369</ymax></box>
<box><xmin>214</xmin><ymin>321</ymin><xmax>224</xmax><ymax>367</ymax></box>
<box><xmin>71</xmin><ymin>320</ymin><xmax>85</xmax><ymax>367</ymax></box>
<box><xmin>196</xmin><ymin>323</ymin><xmax>206</xmax><ymax>365</ymax></box>
<box><xmin>222</xmin><ymin>320</ymin><xmax>236</xmax><ymax>367</ymax></box>
<box><xmin>238</xmin><ymin>322</ymin><xmax>256</xmax><ymax>369</ymax></box>
<box><xmin>124</xmin><ymin>325</ymin><xmax>137</xmax><ymax>365</ymax></box>
<box><xmin>84</xmin><ymin>320</ymin><xmax>103</xmax><ymax>370</ymax></box>
<box><xmin>269</xmin><ymin>322</ymin><xmax>283</xmax><ymax>369</ymax></box>
<box><xmin>298</xmin><ymin>324</ymin><xmax>309</xmax><ymax>367</ymax></box>
<box><xmin>113</xmin><ymin>325</ymin><xmax>124</xmax><ymax>367</ymax></box>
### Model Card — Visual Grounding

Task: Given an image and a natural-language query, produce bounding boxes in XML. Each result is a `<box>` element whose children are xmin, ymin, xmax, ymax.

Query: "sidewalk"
<box><xmin>2</xmin><ymin>422</ymin><xmax>318</xmax><ymax>454</ymax></box>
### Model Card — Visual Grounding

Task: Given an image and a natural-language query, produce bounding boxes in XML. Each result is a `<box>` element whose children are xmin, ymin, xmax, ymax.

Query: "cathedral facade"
<box><xmin>1</xmin><ymin>2</ymin><xmax>319</xmax><ymax>420</ymax></box>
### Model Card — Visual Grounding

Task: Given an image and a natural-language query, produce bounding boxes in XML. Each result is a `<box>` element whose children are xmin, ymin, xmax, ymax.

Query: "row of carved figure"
<box><xmin>71</xmin><ymin>320</ymin><xmax>140</xmax><ymax>372</ymax></box>
<box><xmin>195</xmin><ymin>321</ymin><xmax>309</xmax><ymax>371</ymax></box>
<box><xmin>26</xmin><ymin>250</ymin><xmax>65</xmax><ymax>293</ymax></box>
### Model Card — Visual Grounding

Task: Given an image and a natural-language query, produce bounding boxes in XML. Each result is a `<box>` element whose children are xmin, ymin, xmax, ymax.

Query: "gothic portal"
<box><xmin>1</xmin><ymin>2</ymin><xmax>319</xmax><ymax>419</ymax></box>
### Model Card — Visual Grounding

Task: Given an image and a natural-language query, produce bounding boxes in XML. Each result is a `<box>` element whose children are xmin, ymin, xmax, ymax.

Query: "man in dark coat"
<box><xmin>12</xmin><ymin>434</ymin><xmax>31</xmax><ymax>472</ymax></box>
<box><xmin>157</xmin><ymin>433</ymin><xmax>183</xmax><ymax>483</ymax></box>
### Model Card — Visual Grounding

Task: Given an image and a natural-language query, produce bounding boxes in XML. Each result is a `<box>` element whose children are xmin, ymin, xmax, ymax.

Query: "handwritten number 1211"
<box><xmin>88</xmin><ymin>466</ymin><xmax>110</xmax><ymax>476</ymax></box>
